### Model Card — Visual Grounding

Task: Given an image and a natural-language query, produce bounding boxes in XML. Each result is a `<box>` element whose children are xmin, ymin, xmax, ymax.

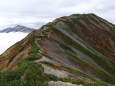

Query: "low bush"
<box><xmin>25</xmin><ymin>53</ymin><xmax>42</xmax><ymax>61</ymax></box>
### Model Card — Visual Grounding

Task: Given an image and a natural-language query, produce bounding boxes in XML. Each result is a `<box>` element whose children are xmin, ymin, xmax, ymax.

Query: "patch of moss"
<box><xmin>0</xmin><ymin>55</ymin><xmax>4</xmax><ymax>59</ymax></box>
<box><xmin>26</xmin><ymin>80</ymin><xmax>49</xmax><ymax>86</ymax></box>
<box><xmin>0</xmin><ymin>80</ymin><xmax>25</xmax><ymax>86</ymax></box>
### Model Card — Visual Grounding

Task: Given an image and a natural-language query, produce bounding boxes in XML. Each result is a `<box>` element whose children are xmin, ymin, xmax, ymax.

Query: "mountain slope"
<box><xmin>0</xmin><ymin>13</ymin><xmax>115</xmax><ymax>86</ymax></box>
<box><xmin>0</xmin><ymin>25</ymin><xmax>35</xmax><ymax>33</ymax></box>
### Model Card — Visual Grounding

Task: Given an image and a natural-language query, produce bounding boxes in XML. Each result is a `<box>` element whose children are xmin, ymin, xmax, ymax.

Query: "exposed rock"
<box><xmin>48</xmin><ymin>81</ymin><xmax>83</xmax><ymax>86</ymax></box>
<box><xmin>43</xmin><ymin>65</ymin><xmax>69</xmax><ymax>78</ymax></box>
<box><xmin>35</xmin><ymin>56</ymin><xmax>52</xmax><ymax>63</ymax></box>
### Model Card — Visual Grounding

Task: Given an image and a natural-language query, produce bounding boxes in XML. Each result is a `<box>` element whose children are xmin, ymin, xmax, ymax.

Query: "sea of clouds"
<box><xmin>0</xmin><ymin>32</ymin><xmax>28</xmax><ymax>54</ymax></box>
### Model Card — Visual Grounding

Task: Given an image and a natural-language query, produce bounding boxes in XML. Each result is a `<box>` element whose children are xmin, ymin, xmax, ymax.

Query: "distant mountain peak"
<box><xmin>0</xmin><ymin>25</ymin><xmax>35</xmax><ymax>33</ymax></box>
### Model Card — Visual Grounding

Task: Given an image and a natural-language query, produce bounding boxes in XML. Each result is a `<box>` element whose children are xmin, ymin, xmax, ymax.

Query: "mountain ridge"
<box><xmin>0</xmin><ymin>25</ymin><xmax>35</xmax><ymax>33</ymax></box>
<box><xmin>0</xmin><ymin>13</ymin><xmax>115</xmax><ymax>86</ymax></box>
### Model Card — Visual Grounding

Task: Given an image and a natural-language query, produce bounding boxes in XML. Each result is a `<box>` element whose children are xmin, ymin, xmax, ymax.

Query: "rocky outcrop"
<box><xmin>43</xmin><ymin>65</ymin><xmax>69</xmax><ymax>78</ymax></box>
<box><xmin>49</xmin><ymin>81</ymin><xmax>83</xmax><ymax>86</ymax></box>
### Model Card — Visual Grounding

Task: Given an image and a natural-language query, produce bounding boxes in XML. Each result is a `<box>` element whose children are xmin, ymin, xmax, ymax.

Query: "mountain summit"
<box><xmin>0</xmin><ymin>14</ymin><xmax>115</xmax><ymax>86</ymax></box>
<box><xmin>0</xmin><ymin>25</ymin><xmax>35</xmax><ymax>33</ymax></box>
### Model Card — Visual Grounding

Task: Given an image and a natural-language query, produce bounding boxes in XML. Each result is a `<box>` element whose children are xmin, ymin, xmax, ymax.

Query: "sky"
<box><xmin>0</xmin><ymin>0</ymin><xmax>115</xmax><ymax>54</ymax></box>
<box><xmin>0</xmin><ymin>0</ymin><xmax>115</xmax><ymax>30</ymax></box>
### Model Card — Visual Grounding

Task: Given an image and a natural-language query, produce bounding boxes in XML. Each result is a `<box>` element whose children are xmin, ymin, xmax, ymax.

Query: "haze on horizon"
<box><xmin>0</xmin><ymin>0</ymin><xmax>115</xmax><ymax>30</ymax></box>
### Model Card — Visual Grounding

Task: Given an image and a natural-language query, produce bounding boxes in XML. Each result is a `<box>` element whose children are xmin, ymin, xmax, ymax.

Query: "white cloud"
<box><xmin>0</xmin><ymin>0</ymin><xmax>115</xmax><ymax>28</ymax></box>
<box><xmin>0</xmin><ymin>16</ymin><xmax>55</xmax><ymax>30</ymax></box>
<box><xmin>0</xmin><ymin>32</ymin><xmax>28</xmax><ymax>54</ymax></box>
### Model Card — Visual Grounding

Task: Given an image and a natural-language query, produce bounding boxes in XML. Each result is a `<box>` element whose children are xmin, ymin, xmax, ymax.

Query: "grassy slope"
<box><xmin>0</xmin><ymin>34</ymin><xmax>114</xmax><ymax>86</ymax></box>
<box><xmin>49</xmin><ymin>25</ymin><xmax>115</xmax><ymax>84</ymax></box>
<box><xmin>0</xmin><ymin>14</ymin><xmax>115</xmax><ymax>86</ymax></box>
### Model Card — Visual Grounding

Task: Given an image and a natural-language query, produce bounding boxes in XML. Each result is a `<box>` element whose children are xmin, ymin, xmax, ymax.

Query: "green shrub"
<box><xmin>28</xmin><ymin>48</ymin><xmax>38</xmax><ymax>54</ymax></box>
<box><xmin>25</xmin><ymin>53</ymin><xmax>42</xmax><ymax>61</ymax></box>
<box><xmin>0</xmin><ymin>80</ymin><xmax>25</xmax><ymax>86</ymax></box>
<box><xmin>44</xmin><ymin>74</ymin><xmax>59</xmax><ymax>81</ymax></box>
<box><xmin>26</xmin><ymin>80</ymin><xmax>49</xmax><ymax>86</ymax></box>
<box><xmin>24</xmin><ymin>66</ymin><xmax>43</xmax><ymax>81</ymax></box>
